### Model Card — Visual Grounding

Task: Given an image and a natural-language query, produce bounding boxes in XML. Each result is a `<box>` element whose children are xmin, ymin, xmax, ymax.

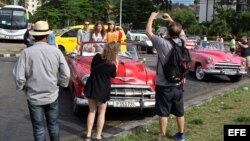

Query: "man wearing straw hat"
<box><xmin>13</xmin><ymin>21</ymin><xmax>70</xmax><ymax>141</ymax></box>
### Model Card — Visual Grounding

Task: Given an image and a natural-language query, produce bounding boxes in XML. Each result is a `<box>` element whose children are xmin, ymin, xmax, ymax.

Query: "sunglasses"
<box><xmin>84</xmin><ymin>23</ymin><xmax>89</xmax><ymax>25</ymax></box>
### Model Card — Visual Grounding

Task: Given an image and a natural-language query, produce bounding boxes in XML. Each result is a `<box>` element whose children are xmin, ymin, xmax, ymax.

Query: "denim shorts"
<box><xmin>155</xmin><ymin>85</ymin><xmax>184</xmax><ymax>117</ymax></box>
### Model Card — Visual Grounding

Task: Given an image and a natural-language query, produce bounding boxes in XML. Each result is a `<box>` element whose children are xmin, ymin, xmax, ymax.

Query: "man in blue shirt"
<box><xmin>48</xmin><ymin>28</ymin><xmax>57</xmax><ymax>47</ymax></box>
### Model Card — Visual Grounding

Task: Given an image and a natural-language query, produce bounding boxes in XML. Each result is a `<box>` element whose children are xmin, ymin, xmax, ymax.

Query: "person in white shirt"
<box><xmin>13</xmin><ymin>21</ymin><xmax>70</xmax><ymax>141</ymax></box>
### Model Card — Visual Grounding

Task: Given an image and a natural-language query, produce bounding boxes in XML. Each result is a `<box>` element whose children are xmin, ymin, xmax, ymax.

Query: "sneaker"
<box><xmin>174</xmin><ymin>132</ymin><xmax>185</xmax><ymax>141</ymax></box>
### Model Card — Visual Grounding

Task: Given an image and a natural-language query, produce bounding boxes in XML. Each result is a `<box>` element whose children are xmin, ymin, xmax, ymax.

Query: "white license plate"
<box><xmin>113</xmin><ymin>101</ymin><xmax>136</xmax><ymax>107</ymax></box>
<box><xmin>225</xmin><ymin>71</ymin><xmax>236</xmax><ymax>75</ymax></box>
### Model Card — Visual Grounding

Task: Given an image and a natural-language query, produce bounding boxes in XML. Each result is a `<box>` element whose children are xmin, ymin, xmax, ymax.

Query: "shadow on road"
<box><xmin>0</xmin><ymin>39</ymin><xmax>24</xmax><ymax>44</ymax></box>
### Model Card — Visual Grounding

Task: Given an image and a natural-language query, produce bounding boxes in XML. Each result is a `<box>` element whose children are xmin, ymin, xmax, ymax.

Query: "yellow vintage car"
<box><xmin>56</xmin><ymin>25</ymin><xmax>127</xmax><ymax>53</ymax></box>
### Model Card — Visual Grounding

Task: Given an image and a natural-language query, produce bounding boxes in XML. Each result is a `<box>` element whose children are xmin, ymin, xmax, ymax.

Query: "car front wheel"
<box><xmin>72</xmin><ymin>88</ymin><xmax>81</xmax><ymax>116</ymax></box>
<box><xmin>147</xmin><ymin>48</ymin><xmax>157</xmax><ymax>54</ymax></box>
<box><xmin>195</xmin><ymin>65</ymin><xmax>207</xmax><ymax>81</ymax></box>
<box><xmin>58</xmin><ymin>45</ymin><xmax>66</xmax><ymax>54</ymax></box>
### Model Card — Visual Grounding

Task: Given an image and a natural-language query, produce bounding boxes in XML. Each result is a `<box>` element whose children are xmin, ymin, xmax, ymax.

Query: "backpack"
<box><xmin>159</xmin><ymin>38</ymin><xmax>191</xmax><ymax>84</ymax></box>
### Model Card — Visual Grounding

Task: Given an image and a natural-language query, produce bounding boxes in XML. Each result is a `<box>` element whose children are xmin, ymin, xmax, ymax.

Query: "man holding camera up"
<box><xmin>146</xmin><ymin>12</ymin><xmax>186</xmax><ymax>141</ymax></box>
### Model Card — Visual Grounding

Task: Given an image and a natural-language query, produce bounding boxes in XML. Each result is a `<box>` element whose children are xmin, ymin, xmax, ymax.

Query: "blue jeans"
<box><xmin>28</xmin><ymin>99</ymin><xmax>59</xmax><ymax>141</ymax></box>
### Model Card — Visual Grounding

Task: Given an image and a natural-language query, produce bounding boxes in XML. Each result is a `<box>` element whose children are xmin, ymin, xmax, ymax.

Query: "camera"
<box><xmin>156</xmin><ymin>13</ymin><xmax>167</xmax><ymax>19</ymax></box>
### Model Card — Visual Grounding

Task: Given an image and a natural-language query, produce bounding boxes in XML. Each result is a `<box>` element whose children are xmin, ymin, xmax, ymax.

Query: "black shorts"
<box><xmin>230</xmin><ymin>48</ymin><xmax>235</xmax><ymax>53</ymax></box>
<box><xmin>155</xmin><ymin>85</ymin><xmax>184</xmax><ymax>117</ymax></box>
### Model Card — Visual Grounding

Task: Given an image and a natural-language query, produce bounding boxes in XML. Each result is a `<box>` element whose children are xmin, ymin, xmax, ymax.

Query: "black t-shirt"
<box><xmin>84</xmin><ymin>53</ymin><xmax>116</xmax><ymax>102</ymax></box>
<box><xmin>241</xmin><ymin>42</ymin><xmax>250</xmax><ymax>57</ymax></box>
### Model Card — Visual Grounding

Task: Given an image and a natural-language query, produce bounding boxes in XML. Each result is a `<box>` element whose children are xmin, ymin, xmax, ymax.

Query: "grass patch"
<box><xmin>188</xmin><ymin>119</ymin><xmax>204</xmax><ymax>125</ymax></box>
<box><xmin>113</xmin><ymin>83</ymin><xmax>250</xmax><ymax>141</ymax></box>
<box><xmin>235</xmin><ymin>116</ymin><xmax>250</xmax><ymax>123</ymax></box>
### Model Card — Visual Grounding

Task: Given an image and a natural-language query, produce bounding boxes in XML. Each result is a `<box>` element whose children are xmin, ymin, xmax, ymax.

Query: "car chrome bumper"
<box><xmin>75</xmin><ymin>96</ymin><xmax>155</xmax><ymax>109</ymax></box>
<box><xmin>204</xmin><ymin>69</ymin><xmax>247</xmax><ymax>75</ymax></box>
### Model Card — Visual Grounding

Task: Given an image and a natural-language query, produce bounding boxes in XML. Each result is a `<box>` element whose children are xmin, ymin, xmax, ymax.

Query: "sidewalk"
<box><xmin>0</xmin><ymin>42</ymin><xmax>25</xmax><ymax>57</ymax></box>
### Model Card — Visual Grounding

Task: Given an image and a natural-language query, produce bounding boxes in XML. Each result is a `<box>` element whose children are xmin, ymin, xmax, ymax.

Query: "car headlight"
<box><xmin>207</xmin><ymin>57</ymin><xmax>213</xmax><ymax>63</ymax></box>
<box><xmin>242</xmin><ymin>58</ymin><xmax>246</xmax><ymax>65</ymax></box>
<box><xmin>81</xmin><ymin>74</ymin><xmax>90</xmax><ymax>85</ymax></box>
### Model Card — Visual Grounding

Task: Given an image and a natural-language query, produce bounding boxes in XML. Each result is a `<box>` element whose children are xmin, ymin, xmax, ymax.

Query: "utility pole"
<box><xmin>120</xmin><ymin>0</ymin><xmax>122</xmax><ymax>27</ymax></box>
<box><xmin>213</xmin><ymin>0</ymin><xmax>215</xmax><ymax>20</ymax></box>
<box><xmin>206</xmin><ymin>0</ymin><xmax>208</xmax><ymax>22</ymax></box>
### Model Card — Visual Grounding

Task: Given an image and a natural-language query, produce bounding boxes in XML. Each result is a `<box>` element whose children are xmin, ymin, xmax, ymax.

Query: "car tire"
<box><xmin>72</xmin><ymin>88</ymin><xmax>81</xmax><ymax>116</ymax></box>
<box><xmin>195</xmin><ymin>65</ymin><xmax>208</xmax><ymax>81</ymax></box>
<box><xmin>141</xmin><ymin>109</ymin><xmax>155</xmax><ymax>117</ymax></box>
<box><xmin>228</xmin><ymin>75</ymin><xmax>242</xmax><ymax>82</ymax></box>
<box><xmin>146</xmin><ymin>48</ymin><xmax>157</xmax><ymax>54</ymax></box>
<box><xmin>58</xmin><ymin>45</ymin><xmax>66</xmax><ymax>54</ymax></box>
<box><xmin>151</xmin><ymin>48</ymin><xmax>157</xmax><ymax>54</ymax></box>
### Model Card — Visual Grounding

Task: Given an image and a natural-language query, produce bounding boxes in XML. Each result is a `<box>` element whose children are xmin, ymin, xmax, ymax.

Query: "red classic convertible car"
<box><xmin>66</xmin><ymin>42</ymin><xmax>156</xmax><ymax>115</ymax></box>
<box><xmin>189</xmin><ymin>41</ymin><xmax>247</xmax><ymax>82</ymax></box>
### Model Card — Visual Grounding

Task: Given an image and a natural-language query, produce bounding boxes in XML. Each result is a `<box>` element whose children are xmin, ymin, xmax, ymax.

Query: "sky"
<box><xmin>171</xmin><ymin>0</ymin><xmax>194</xmax><ymax>5</ymax></box>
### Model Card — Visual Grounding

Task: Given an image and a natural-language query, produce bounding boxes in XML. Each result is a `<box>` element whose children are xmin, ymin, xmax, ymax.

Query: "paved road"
<box><xmin>0</xmin><ymin>42</ymin><xmax>25</xmax><ymax>55</ymax></box>
<box><xmin>0</xmin><ymin>43</ymin><xmax>249</xmax><ymax>141</ymax></box>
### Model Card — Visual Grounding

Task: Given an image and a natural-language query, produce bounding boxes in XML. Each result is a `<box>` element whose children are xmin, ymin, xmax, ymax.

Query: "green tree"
<box><xmin>18</xmin><ymin>0</ymin><xmax>25</xmax><ymax>6</ymax></box>
<box><xmin>208</xmin><ymin>19</ymin><xmax>231</xmax><ymax>37</ymax></box>
<box><xmin>117</xmin><ymin>0</ymin><xmax>155</xmax><ymax>28</ymax></box>
<box><xmin>170</xmin><ymin>9</ymin><xmax>197</xmax><ymax>30</ymax></box>
<box><xmin>90</xmin><ymin>0</ymin><xmax>110</xmax><ymax>23</ymax></box>
<box><xmin>33</xmin><ymin>0</ymin><xmax>92</xmax><ymax>28</ymax></box>
<box><xmin>215</xmin><ymin>8</ymin><xmax>239</xmax><ymax>34</ymax></box>
<box><xmin>240</xmin><ymin>10</ymin><xmax>250</xmax><ymax>33</ymax></box>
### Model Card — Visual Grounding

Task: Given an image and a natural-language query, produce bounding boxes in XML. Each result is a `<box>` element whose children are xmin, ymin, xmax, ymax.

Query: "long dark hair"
<box><xmin>93</xmin><ymin>22</ymin><xmax>106</xmax><ymax>37</ymax></box>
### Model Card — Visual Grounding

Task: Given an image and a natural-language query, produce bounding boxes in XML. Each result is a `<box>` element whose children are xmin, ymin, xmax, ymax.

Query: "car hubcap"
<box><xmin>196</xmin><ymin>66</ymin><xmax>205</xmax><ymax>80</ymax></box>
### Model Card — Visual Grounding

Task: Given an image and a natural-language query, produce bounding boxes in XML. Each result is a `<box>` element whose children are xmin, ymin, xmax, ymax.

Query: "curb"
<box><xmin>0</xmin><ymin>53</ymin><xmax>20</xmax><ymax>58</ymax></box>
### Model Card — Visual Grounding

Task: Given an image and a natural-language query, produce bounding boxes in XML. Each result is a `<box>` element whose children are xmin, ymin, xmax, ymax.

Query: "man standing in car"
<box><xmin>146</xmin><ymin>12</ymin><xmax>186</xmax><ymax>141</ymax></box>
<box><xmin>76</xmin><ymin>20</ymin><xmax>94</xmax><ymax>52</ymax></box>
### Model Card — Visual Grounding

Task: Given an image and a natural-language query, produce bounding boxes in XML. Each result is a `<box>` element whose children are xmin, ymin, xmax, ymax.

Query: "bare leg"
<box><xmin>176</xmin><ymin>116</ymin><xmax>185</xmax><ymax>133</ymax></box>
<box><xmin>159</xmin><ymin>117</ymin><xmax>168</xmax><ymax>136</ymax></box>
<box><xmin>86</xmin><ymin>99</ymin><xmax>97</xmax><ymax>137</ymax></box>
<box><xmin>96</xmin><ymin>101</ymin><xmax>107</xmax><ymax>139</ymax></box>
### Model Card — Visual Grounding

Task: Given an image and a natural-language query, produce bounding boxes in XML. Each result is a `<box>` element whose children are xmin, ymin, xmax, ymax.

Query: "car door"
<box><xmin>57</xmin><ymin>28</ymin><xmax>80</xmax><ymax>53</ymax></box>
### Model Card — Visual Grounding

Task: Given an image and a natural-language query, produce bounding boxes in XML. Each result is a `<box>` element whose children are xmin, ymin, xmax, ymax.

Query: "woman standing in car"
<box><xmin>91</xmin><ymin>22</ymin><xmax>106</xmax><ymax>52</ymax></box>
<box><xmin>84</xmin><ymin>42</ymin><xmax>119</xmax><ymax>140</ymax></box>
<box><xmin>106</xmin><ymin>21</ymin><xmax>118</xmax><ymax>42</ymax></box>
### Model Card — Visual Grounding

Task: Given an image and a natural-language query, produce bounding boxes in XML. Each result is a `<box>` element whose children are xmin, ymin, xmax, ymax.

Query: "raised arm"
<box><xmin>146</xmin><ymin>12</ymin><xmax>158</xmax><ymax>39</ymax></box>
<box><xmin>238</xmin><ymin>42</ymin><xmax>249</xmax><ymax>48</ymax></box>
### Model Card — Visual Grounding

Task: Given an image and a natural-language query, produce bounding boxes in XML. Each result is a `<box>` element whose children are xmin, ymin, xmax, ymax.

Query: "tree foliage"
<box><xmin>1</xmin><ymin>0</ymin><xmax>249</xmax><ymax>36</ymax></box>
<box><xmin>170</xmin><ymin>9</ymin><xmax>197</xmax><ymax>29</ymax></box>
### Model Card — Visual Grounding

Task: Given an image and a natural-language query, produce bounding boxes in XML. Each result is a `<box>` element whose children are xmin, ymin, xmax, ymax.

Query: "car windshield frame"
<box><xmin>195</xmin><ymin>41</ymin><xmax>225</xmax><ymax>51</ymax></box>
<box><xmin>78</xmin><ymin>42</ymin><xmax>139</xmax><ymax>60</ymax></box>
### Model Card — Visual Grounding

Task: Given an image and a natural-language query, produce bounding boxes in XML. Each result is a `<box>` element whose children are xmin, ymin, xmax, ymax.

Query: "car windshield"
<box><xmin>79</xmin><ymin>42</ymin><xmax>139</xmax><ymax>60</ymax></box>
<box><xmin>187</xmin><ymin>36</ymin><xmax>200</xmax><ymax>40</ymax></box>
<box><xmin>195</xmin><ymin>41</ymin><xmax>225</xmax><ymax>51</ymax></box>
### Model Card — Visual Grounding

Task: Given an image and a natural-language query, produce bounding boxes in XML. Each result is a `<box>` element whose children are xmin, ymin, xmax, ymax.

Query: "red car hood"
<box><xmin>77</xmin><ymin>56</ymin><xmax>150</xmax><ymax>85</ymax></box>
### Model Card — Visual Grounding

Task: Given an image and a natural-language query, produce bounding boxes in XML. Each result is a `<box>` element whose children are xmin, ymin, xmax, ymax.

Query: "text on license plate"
<box><xmin>224</xmin><ymin>71</ymin><xmax>236</xmax><ymax>75</ymax></box>
<box><xmin>113</xmin><ymin>101</ymin><xmax>136</xmax><ymax>107</ymax></box>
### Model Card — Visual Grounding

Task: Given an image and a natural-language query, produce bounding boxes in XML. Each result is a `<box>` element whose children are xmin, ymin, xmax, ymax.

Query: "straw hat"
<box><xmin>29</xmin><ymin>21</ymin><xmax>52</xmax><ymax>36</ymax></box>
<box><xmin>107</xmin><ymin>20</ymin><xmax>115</xmax><ymax>25</ymax></box>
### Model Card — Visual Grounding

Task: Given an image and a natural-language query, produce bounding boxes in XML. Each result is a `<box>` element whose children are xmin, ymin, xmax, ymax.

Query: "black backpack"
<box><xmin>159</xmin><ymin>38</ymin><xmax>191</xmax><ymax>84</ymax></box>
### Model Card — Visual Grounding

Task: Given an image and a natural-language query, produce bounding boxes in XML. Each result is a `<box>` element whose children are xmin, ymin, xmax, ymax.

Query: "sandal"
<box><xmin>84</xmin><ymin>136</ymin><xmax>92</xmax><ymax>141</ymax></box>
